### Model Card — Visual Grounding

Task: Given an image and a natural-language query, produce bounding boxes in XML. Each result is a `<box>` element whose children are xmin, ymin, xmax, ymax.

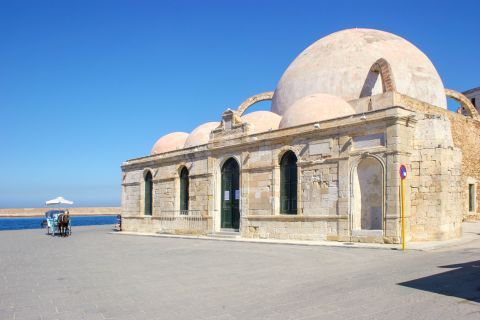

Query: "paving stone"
<box><xmin>0</xmin><ymin>225</ymin><xmax>479</xmax><ymax>319</ymax></box>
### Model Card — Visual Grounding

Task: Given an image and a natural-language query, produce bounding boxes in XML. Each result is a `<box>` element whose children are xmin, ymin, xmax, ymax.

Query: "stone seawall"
<box><xmin>0</xmin><ymin>207</ymin><xmax>121</xmax><ymax>217</ymax></box>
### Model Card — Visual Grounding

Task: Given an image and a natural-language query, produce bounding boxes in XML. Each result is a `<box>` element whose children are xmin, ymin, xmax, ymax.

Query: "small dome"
<box><xmin>151</xmin><ymin>132</ymin><xmax>189</xmax><ymax>155</ymax></box>
<box><xmin>272</xmin><ymin>28</ymin><xmax>446</xmax><ymax>115</ymax></box>
<box><xmin>184</xmin><ymin>122</ymin><xmax>220</xmax><ymax>148</ymax></box>
<box><xmin>279</xmin><ymin>93</ymin><xmax>355</xmax><ymax>129</ymax></box>
<box><xmin>241</xmin><ymin>111</ymin><xmax>281</xmax><ymax>134</ymax></box>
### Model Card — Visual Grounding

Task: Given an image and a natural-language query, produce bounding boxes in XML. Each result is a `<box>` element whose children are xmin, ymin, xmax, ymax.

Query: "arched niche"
<box><xmin>352</xmin><ymin>156</ymin><xmax>384</xmax><ymax>231</ymax></box>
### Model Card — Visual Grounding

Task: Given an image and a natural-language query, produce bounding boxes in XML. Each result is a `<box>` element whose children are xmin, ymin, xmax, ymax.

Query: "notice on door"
<box><xmin>235</xmin><ymin>190</ymin><xmax>240</xmax><ymax>200</ymax></box>
<box><xmin>224</xmin><ymin>191</ymin><xmax>230</xmax><ymax>200</ymax></box>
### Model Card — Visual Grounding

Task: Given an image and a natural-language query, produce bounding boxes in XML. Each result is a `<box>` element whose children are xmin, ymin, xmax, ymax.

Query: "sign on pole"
<box><xmin>399</xmin><ymin>164</ymin><xmax>407</xmax><ymax>180</ymax></box>
<box><xmin>399</xmin><ymin>164</ymin><xmax>407</xmax><ymax>251</ymax></box>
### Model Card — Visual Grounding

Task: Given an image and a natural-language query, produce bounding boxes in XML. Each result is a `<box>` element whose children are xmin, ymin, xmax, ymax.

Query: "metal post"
<box><xmin>401</xmin><ymin>178</ymin><xmax>406</xmax><ymax>251</ymax></box>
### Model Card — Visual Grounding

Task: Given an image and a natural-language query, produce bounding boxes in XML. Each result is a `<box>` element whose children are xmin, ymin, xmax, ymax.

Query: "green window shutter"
<box><xmin>280</xmin><ymin>151</ymin><xmax>298</xmax><ymax>214</ymax></box>
<box><xmin>290</xmin><ymin>163</ymin><xmax>298</xmax><ymax>214</ymax></box>
<box><xmin>144</xmin><ymin>172</ymin><xmax>153</xmax><ymax>216</ymax></box>
<box><xmin>180</xmin><ymin>167</ymin><xmax>189</xmax><ymax>212</ymax></box>
<box><xmin>280</xmin><ymin>160</ymin><xmax>289</xmax><ymax>213</ymax></box>
<box><xmin>469</xmin><ymin>184</ymin><xmax>475</xmax><ymax>212</ymax></box>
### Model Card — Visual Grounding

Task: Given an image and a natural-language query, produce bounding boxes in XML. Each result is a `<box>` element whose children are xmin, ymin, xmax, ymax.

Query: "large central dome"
<box><xmin>271</xmin><ymin>28</ymin><xmax>447</xmax><ymax>115</ymax></box>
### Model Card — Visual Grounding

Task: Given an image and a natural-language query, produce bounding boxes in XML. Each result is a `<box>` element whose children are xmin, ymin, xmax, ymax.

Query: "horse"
<box><xmin>57</xmin><ymin>212</ymin><xmax>70</xmax><ymax>237</ymax></box>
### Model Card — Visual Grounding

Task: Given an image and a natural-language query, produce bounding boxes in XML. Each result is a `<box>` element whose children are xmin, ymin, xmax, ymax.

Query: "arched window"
<box><xmin>144</xmin><ymin>171</ymin><xmax>153</xmax><ymax>216</ymax></box>
<box><xmin>180</xmin><ymin>167</ymin><xmax>189</xmax><ymax>213</ymax></box>
<box><xmin>280</xmin><ymin>151</ymin><xmax>298</xmax><ymax>215</ymax></box>
<box><xmin>221</xmin><ymin>158</ymin><xmax>240</xmax><ymax>229</ymax></box>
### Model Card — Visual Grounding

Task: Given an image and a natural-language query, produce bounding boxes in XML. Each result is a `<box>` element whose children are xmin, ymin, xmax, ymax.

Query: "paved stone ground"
<box><xmin>0</xmin><ymin>226</ymin><xmax>479</xmax><ymax>320</ymax></box>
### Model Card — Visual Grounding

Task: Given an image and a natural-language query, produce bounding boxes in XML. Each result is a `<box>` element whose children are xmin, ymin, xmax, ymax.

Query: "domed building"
<box><xmin>121</xmin><ymin>28</ymin><xmax>480</xmax><ymax>244</ymax></box>
<box><xmin>272</xmin><ymin>29</ymin><xmax>447</xmax><ymax>114</ymax></box>
<box><xmin>184</xmin><ymin>122</ymin><xmax>220</xmax><ymax>148</ymax></box>
<box><xmin>278</xmin><ymin>93</ymin><xmax>356</xmax><ymax>128</ymax></box>
<box><xmin>150</xmin><ymin>132</ymin><xmax>189</xmax><ymax>155</ymax></box>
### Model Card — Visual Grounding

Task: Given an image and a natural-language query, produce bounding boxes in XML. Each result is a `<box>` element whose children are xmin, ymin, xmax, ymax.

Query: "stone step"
<box><xmin>207</xmin><ymin>230</ymin><xmax>241</xmax><ymax>239</ymax></box>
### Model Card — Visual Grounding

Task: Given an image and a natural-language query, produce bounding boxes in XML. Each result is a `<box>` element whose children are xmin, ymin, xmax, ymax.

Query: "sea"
<box><xmin>0</xmin><ymin>215</ymin><xmax>118</xmax><ymax>231</ymax></box>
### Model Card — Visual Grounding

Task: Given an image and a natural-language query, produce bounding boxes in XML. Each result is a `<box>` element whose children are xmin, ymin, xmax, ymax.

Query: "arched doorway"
<box><xmin>352</xmin><ymin>157</ymin><xmax>383</xmax><ymax>230</ymax></box>
<box><xmin>221</xmin><ymin>158</ymin><xmax>240</xmax><ymax>229</ymax></box>
<box><xmin>280</xmin><ymin>151</ymin><xmax>298</xmax><ymax>215</ymax></box>
<box><xmin>180</xmin><ymin>167</ymin><xmax>189</xmax><ymax>213</ymax></box>
<box><xmin>144</xmin><ymin>171</ymin><xmax>153</xmax><ymax>216</ymax></box>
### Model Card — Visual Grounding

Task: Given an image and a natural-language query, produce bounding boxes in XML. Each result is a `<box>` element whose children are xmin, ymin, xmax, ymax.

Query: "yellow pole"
<box><xmin>401</xmin><ymin>178</ymin><xmax>406</xmax><ymax>251</ymax></box>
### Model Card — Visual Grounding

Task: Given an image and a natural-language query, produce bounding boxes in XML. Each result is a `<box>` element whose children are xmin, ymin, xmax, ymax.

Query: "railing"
<box><xmin>154</xmin><ymin>210</ymin><xmax>207</xmax><ymax>235</ymax></box>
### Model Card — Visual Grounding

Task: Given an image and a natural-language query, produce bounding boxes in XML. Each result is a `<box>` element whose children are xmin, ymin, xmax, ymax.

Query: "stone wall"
<box><xmin>0</xmin><ymin>207</ymin><xmax>120</xmax><ymax>217</ymax></box>
<box><xmin>123</xmin><ymin>108</ymin><xmax>404</xmax><ymax>242</ymax></box>
<box><xmin>121</xmin><ymin>97</ymin><xmax>468</xmax><ymax>243</ymax></box>
<box><xmin>301</xmin><ymin>163</ymin><xmax>339</xmax><ymax>216</ymax></box>
<box><xmin>449</xmin><ymin>115</ymin><xmax>480</xmax><ymax>219</ymax></box>
<box><xmin>242</xmin><ymin>216</ymin><xmax>338</xmax><ymax>241</ymax></box>
<box><xmin>121</xmin><ymin>216</ymin><xmax>209</xmax><ymax>234</ymax></box>
<box><xmin>399</xmin><ymin>93</ymin><xmax>480</xmax><ymax>219</ymax></box>
<box><xmin>122</xmin><ymin>168</ymin><xmax>142</xmax><ymax>216</ymax></box>
<box><xmin>409</xmin><ymin>113</ymin><xmax>463</xmax><ymax>241</ymax></box>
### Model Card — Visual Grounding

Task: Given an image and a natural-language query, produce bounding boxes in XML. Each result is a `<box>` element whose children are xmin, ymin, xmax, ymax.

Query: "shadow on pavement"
<box><xmin>398</xmin><ymin>260</ymin><xmax>480</xmax><ymax>302</ymax></box>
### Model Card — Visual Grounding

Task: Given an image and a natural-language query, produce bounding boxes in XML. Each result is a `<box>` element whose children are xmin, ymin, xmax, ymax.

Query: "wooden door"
<box><xmin>221</xmin><ymin>158</ymin><xmax>240</xmax><ymax>229</ymax></box>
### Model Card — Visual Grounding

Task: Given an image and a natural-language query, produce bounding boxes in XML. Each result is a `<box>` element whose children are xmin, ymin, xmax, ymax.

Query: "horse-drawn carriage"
<box><xmin>45</xmin><ymin>210</ymin><xmax>71</xmax><ymax>236</ymax></box>
<box><xmin>43</xmin><ymin>196</ymin><xmax>73</xmax><ymax>237</ymax></box>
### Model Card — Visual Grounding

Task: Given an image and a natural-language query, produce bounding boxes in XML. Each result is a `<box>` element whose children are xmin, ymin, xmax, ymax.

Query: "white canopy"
<box><xmin>45</xmin><ymin>196</ymin><xmax>74</xmax><ymax>206</ymax></box>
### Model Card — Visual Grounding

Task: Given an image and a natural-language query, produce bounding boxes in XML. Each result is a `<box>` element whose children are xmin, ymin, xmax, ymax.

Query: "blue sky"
<box><xmin>0</xmin><ymin>0</ymin><xmax>478</xmax><ymax>207</ymax></box>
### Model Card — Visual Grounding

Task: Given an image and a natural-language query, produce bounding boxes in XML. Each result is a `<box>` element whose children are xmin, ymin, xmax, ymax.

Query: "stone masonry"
<box><xmin>121</xmin><ymin>92</ymin><xmax>473</xmax><ymax>243</ymax></box>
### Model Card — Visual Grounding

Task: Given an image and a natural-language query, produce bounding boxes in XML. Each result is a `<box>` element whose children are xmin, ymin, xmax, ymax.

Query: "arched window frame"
<box><xmin>280</xmin><ymin>151</ymin><xmax>298</xmax><ymax>215</ymax></box>
<box><xmin>144</xmin><ymin>171</ymin><xmax>153</xmax><ymax>216</ymax></box>
<box><xmin>179</xmin><ymin>167</ymin><xmax>189</xmax><ymax>214</ymax></box>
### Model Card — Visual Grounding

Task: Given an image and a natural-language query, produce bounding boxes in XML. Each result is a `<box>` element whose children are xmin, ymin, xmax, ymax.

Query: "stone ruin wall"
<box><xmin>448</xmin><ymin>115</ymin><xmax>480</xmax><ymax>219</ymax></box>
<box><xmin>409</xmin><ymin>113</ymin><xmax>463</xmax><ymax>241</ymax></box>
<box><xmin>400</xmin><ymin>94</ymin><xmax>480</xmax><ymax>221</ymax></box>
